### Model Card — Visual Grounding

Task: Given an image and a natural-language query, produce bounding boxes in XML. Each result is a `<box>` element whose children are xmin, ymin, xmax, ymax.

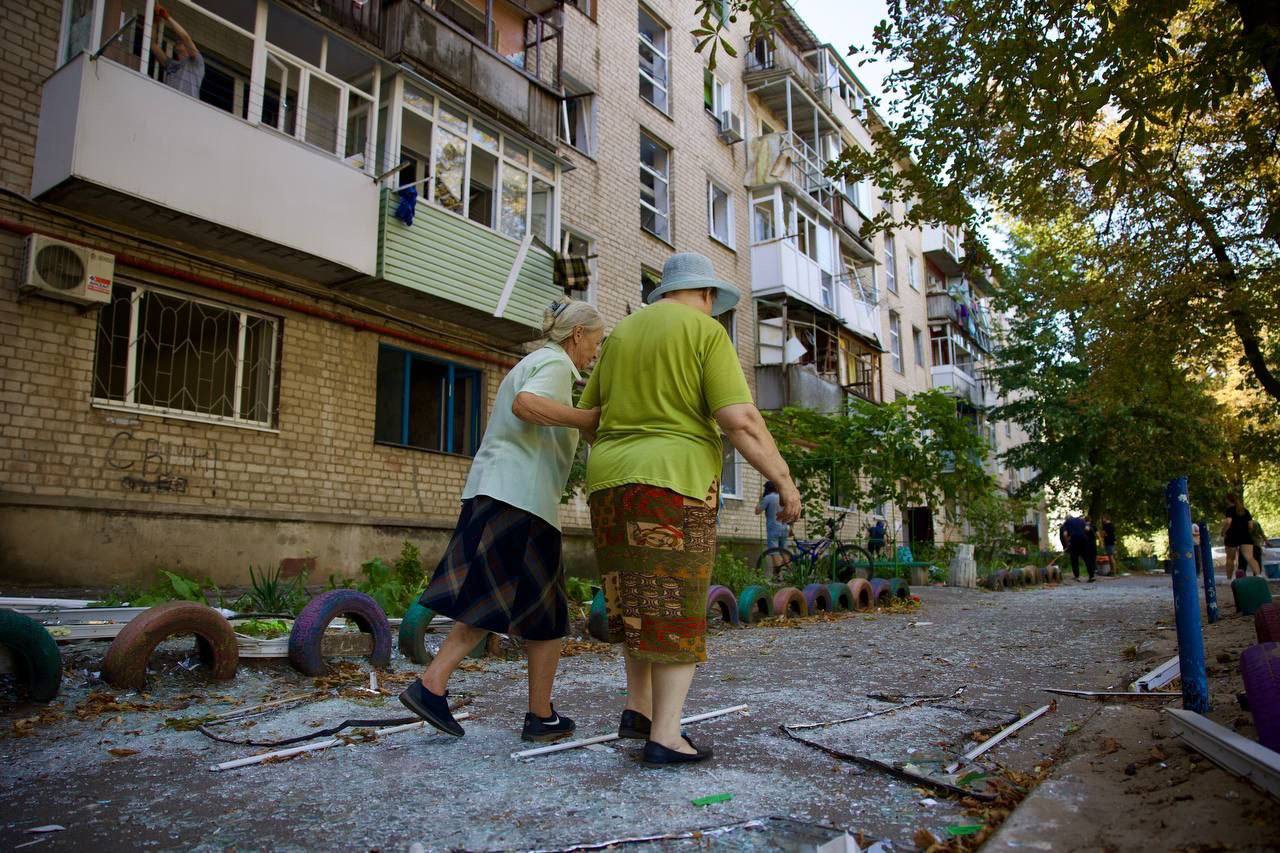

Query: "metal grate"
<box><xmin>93</xmin><ymin>283</ymin><xmax>278</xmax><ymax>427</ymax></box>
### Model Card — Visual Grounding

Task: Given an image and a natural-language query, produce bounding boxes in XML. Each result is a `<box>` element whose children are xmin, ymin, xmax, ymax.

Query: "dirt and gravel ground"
<box><xmin>1</xmin><ymin>575</ymin><xmax>1277</xmax><ymax>851</ymax></box>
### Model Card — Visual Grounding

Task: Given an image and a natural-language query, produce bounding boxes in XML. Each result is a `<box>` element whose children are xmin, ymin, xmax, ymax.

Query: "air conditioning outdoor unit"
<box><xmin>20</xmin><ymin>235</ymin><xmax>114</xmax><ymax>306</ymax></box>
<box><xmin>718</xmin><ymin>110</ymin><xmax>743</xmax><ymax>144</ymax></box>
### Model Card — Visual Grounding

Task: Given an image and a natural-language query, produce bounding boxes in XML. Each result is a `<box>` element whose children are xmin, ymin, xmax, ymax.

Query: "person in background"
<box><xmin>755</xmin><ymin>481</ymin><xmax>790</xmax><ymax>577</ymax></box>
<box><xmin>867</xmin><ymin>517</ymin><xmax>887</xmax><ymax>560</ymax></box>
<box><xmin>1223</xmin><ymin>493</ymin><xmax>1262</xmax><ymax>577</ymax></box>
<box><xmin>399</xmin><ymin>299</ymin><xmax>604</xmax><ymax>743</ymax></box>
<box><xmin>1060</xmin><ymin>514</ymin><xmax>1097</xmax><ymax>582</ymax></box>
<box><xmin>1100</xmin><ymin>515</ymin><xmax>1117</xmax><ymax>573</ymax></box>
<box><xmin>151</xmin><ymin>5</ymin><xmax>204</xmax><ymax>98</ymax></box>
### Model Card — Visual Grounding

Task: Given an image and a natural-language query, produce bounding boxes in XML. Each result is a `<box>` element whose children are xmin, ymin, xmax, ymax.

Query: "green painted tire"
<box><xmin>738</xmin><ymin>585</ymin><xmax>774</xmax><ymax>624</ymax></box>
<box><xmin>397</xmin><ymin>602</ymin><xmax>436</xmax><ymax>665</ymax></box>
<box><xmin>888</xmin><ymin>578</ymin><xmax>910</xmax><ymax>601</ymax></box>
<box><xmin>587</xmin><ymin>589</ymin><xmax>612</xmax><ymax>642</ymax></box>
<box><xmin>0</xmin><ymin>608</ymin><xmax>62</xmax><ymax>702</ymax></box>
<box><xmin>1232</xmin><ymin>576</ymin><xmax>1274</xmax><ymax>616</ymax></box>
<box><xmin>827</xmin><ymin>583</ymin><xmax>854</xmax><ymax>612</ymax></box>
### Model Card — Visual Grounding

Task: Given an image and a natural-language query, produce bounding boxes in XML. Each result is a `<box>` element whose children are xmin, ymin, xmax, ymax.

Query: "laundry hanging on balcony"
<box><xmin>554</xmin><ymin>254</ymin><xmax>592</xmax><ymax>294</ymax></box>
<box><xmin>394</xmin><ymin>185</ymin><xmax>418</xmax><ymax>227</ymax></box>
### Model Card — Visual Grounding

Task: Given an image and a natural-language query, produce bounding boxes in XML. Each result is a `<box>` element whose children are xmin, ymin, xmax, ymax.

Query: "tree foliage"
<box><xmin>989</xmin><ymin>217</ymin><xmax>1232</xmax><ymax>532</ymax></box>
<box><xmin>764</xmin><ymin>389</ymin><xmax>993</xmax><ymax>530</ymax></box>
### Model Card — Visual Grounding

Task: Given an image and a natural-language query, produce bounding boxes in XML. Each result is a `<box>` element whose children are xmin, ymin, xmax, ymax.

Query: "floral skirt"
<box><xmin>588</xmin><ymin>484</ymin><xmax>718</xmax><ymax>664</ymax></box>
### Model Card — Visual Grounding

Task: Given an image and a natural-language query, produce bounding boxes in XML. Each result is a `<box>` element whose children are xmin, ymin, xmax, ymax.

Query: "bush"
<box><xmin>712</xmin><ymin>548</ymin><xmax>767</xmax><ymax>592</ymax></box>
<box><xmin>565</xmin><ymin>576</ymin><xmax>597</xmax><ymax>604</ymax></box>
<box><xmin>330</xmin><ymin>541</ymin><xmax>429</xmax><ymax>618</ymax></box>
<box><xmin>90</xmin><ymin>570</ymin><xmax>211</xmax><ymax>608</ymax></box>
<box><xmin>234</xmin><ymin>565</ymin><xmax>308</xmax><ymax>615</ymax></box>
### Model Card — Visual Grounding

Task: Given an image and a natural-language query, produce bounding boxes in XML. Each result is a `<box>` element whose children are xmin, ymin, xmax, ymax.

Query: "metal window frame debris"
<box><xmin>510</xmin><ymin>704</ymin><xmax>749</xmax><ymax>760</ymax></box>
<box><xmin>945</xmin><ymin>704</ymin><xmax>1050</xmax><ymax>774</ymax></box>
<box><xmin>209</xmin><ymin>712</ymin><xmax>472</xmax><ymax>771</ymax></box>
<box><xmin>1131</xmin><ymin>655</ymin><xmax>1180</xmax><ymax>692</ymax></box>
<box><xmin>1044</xmin><ymin>688</ymin><xmax>1180</xmax><ymax>700</ymax></box>
<box><xmin>1166</xmin><ymin>708</ymin><xmax>1280</xmax><ymax>800</ymax></box>
<box><xmin>786</xmin><ymin>690</ymin><xmax>960</xmax><ymax>732</ymax></box>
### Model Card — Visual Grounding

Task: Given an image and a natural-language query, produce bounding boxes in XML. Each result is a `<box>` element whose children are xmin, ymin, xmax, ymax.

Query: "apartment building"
<box><xmin>1</xmin><ymin>0</ymin><xmax>580</xmax><ymax>584</ymax></box>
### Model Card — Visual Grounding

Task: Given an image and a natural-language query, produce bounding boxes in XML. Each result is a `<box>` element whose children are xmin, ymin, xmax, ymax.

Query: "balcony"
<box><xmin>384</xmin><ymin>0</ymin><xmax>562</xmax><ymax>147</ymax></box>
<box><xmin>923</xmin><ymin>224</ymin><xmax>964</xmax><ymax>275</ymax></box>
<box><xmin>931</xmin><ymin>364</ymin><xmax>985</xmax><ymax>408</ymax></box>
<box><xmin>755</xmin><ymin>364</ymin><xmax>845</xmax><ymax>413</ymax></box>
<box><xmin>752</xmin><ymin>239</ymin><xmax>879</xmax><ymax>343</ymax></box>
<box><xmin>927</xmin><ymin>291</ymin><xmax>995</xmax><ymax>353</ymax></box>
<box><xmin>743</xmin><ymin>36</ymin><xmax>831</xmax><ymax>114</ymax></box>
<box><xmin>366</xmin><ymin>189</ymin><xmax>560</xmax><ymax>341</ymax></box>
<box><xmin>31</xmin><ymin>52</ymin><xmax>379</xmax><ymax>283</ymax></box>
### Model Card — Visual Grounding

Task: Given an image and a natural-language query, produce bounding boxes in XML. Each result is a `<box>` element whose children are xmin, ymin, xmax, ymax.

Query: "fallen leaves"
<box><xmin>1100</xmin><ymin>737</ymin><xmax>1122</xmax><ymax>755</ymax></box>
<box><xmin>107</xmin><ymin>747</ymin><xmax>140</xmax><ymax>757</ymax></box>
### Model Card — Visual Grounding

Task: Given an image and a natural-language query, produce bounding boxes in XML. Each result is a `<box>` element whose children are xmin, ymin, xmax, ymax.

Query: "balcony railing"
<box><xmin>744</xmin><ymin>37</ymin><xmax>832</xmax><ymax>112</ymax></box>
<box><xmin>923</xmin><ymin>223</ymin><xmax>964</xmax><ymax>274</ymax></box>
<box><xmin>928</xmin><ymin>292</ymin><xmax>995</xmax><ymax>353</ymax></box>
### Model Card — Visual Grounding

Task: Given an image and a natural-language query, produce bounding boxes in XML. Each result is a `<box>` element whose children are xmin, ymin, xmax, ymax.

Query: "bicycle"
<box><xmin>756</xmin><ymin>514</ymin><xmax>875</xmax><ymax>584</ymax></box>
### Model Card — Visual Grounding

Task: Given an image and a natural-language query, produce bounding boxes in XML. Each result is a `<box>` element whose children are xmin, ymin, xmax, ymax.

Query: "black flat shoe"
<box><xmin>618</xmin><ymin>709</ymin><xmax>652</xmax><ymax>740</ymax></box>
<box><xmin>641</xmin><ymin>736</ymin><xmax>713</xmax><ymax>768</ymax></box>
<box><xmin>522</xmin><ymin>705</ymin><xmax>576</xmax><ymax>742</ymax></box>
<box><xmin>398</xmin><ymin>679</ymin><xmax>464</xmax><ymax>737</ymax></box>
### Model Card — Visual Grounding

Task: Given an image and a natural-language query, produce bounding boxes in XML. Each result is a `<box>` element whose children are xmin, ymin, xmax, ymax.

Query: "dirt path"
<box><xmin>1</xmin><ymin>576</ymin><xmax>1275</xmax><ymax>850</ymax></box>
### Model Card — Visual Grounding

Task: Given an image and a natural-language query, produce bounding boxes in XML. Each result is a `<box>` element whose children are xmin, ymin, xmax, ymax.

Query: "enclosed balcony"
<box><xmin>33</xmin><ymin>1</ymin><xmax>385</xmax><ymax>282</ymax></box>
<box><xmin>756</xmin><ymin>301</ymin><xmax>882</xmax><ymax>411</ymax></box>
<box><xmin>923</xmin><ymin>223</ymin><xmax>964</xmax><ymax>275</ymax></box>
<box><xmin>383</xmin><ymin>0</ymin><xmax>563</xmax><ymax>147</ymax></box>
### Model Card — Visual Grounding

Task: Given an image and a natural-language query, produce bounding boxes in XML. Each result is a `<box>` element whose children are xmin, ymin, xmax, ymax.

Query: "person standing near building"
<box><xmin>1060</xmin><ymin>514</ymin><xmax>1097</xmax><ymax>582</ymax></box>
<box><xmin>399</xmin><ymin>299</ymin><xmax>604</xmax><ymax>742</ymax></box>
<box><xmin>755</xmin><ymin>481</ymin><xmax>790</xmax><ymax>577</ymax></box>
<box><xmin>150</xmin><ymin>6</ymin><xmax>205</xmax><ymax>99</ymax></box>
<box><xmin>867</xmin><ymin>517</ymin><xmax>886</xmax><ymax>560</ymax></box>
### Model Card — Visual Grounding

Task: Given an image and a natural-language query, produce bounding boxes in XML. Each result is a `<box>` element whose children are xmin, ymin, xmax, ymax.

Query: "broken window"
<box><xmin>374</xmin><ymin>345</ymin><xmax>482</xmax><ymax>456</ymax></box>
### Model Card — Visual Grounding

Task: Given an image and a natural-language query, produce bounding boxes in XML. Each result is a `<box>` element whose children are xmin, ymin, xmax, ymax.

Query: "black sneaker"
<box><xmin>398</xmin><ymin>679</ymin><xmax>464</xmax><ymax>737</ymax></box>
<box><xmin>641</xmin><ymin>735</ymin><xmax>713</xmax><ymax>768</ymax></box>
<box><xmin>521</xmin><ymin>706</ymin><xmax>576</xmax><ymax>742</ymax></box>
<box><xmin>618</xmin><ymin>709</ymin><xmax>652</xmax><ymax>740</ymax></box>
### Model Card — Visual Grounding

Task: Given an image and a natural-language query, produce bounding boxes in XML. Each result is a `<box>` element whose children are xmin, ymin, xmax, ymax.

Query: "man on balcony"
<box><xmin>151</xmin><ymin>6</ymin><xmax>204</xmax><ymax>99</ymax></box>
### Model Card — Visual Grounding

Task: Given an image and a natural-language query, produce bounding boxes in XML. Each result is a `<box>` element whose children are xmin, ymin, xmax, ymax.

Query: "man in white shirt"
<box><xmin>150</xmin><ymin>6</ymin><xmax>204</xmax><ymax>99</ymax></box>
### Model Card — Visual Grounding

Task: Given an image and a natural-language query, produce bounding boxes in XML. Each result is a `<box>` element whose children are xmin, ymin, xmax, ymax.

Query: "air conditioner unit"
<box><xmin>20</xmin><ymin>235</ymin><xmax>114</xmax><ymax>306</ymax></box>
<box><xmin>718</xmin><ymin>110</ymin><xmax>743</xmax><ymax>144</ymax></box>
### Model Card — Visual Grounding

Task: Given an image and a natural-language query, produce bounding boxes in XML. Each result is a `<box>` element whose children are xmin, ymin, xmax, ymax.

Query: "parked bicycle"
<box><xmin>756</xmin><ymin>514</ymin><xmax>875</xmax><ymax>584</ymax></box>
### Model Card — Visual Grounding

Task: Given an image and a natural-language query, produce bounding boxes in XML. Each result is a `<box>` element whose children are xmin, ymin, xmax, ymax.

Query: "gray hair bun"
<box><xmin>542</xmin><ymin>298</ymin><xmax>604</xmax><ymax>343</ymax></box>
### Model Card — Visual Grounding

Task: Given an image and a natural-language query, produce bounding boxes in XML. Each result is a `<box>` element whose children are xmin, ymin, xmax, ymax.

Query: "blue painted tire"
<box><xmin>868</xmin><ymin>578</ymin><xmax>892</xmax><ymax>606</ymax></box>
<box><xmin>802</xmin><ymin>583</ymin><xmax>833</xmax><ymax>614</ymax></box>
<box><xmin>288</xmin><ymin>590</ymin><xmax>391</xmax><ymax>676</ymax></box>
<box><xmin>738</xmin><ymin>585</ymin><xmax>773</xmax><ymax>624</ymax></box>
<box><xmin>1241</xmin><ymin>642</ymin><xmax>1280</xmax><ymax>752</ymax></box>
<box><xmin>707</xmin><ymin>585</ymin><xmax>741</xmax><ymax>627</ymax></box>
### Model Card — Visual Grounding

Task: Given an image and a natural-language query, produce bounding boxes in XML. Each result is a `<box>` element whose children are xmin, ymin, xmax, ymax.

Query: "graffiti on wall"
<box><xmin>106</xmin><ymin>432</ymin><xmax>220</xmax><ymax>495</ymax></box>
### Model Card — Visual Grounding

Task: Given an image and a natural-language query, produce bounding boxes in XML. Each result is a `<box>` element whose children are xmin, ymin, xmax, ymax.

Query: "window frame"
<box><xmin>639</xmin><ymin>131</ymin><xmax>672</xmax><ymax>242</ymax></box>
<box><xmin>374</xmin><ymin>344</ymin><xmax>484</xmax><ymax>457</ymax></box>
<box><xmin>907</xmin><ymin>252</ymin><xmax>919</xmax><ymax>291</ymax></box>
<box><xmin>91</xmin><ymin>280</ymin><xmax>281</xmax><ymax>431</ymax></box>
<box><xmin>884</xmin><ymin>232</ymin><xmax>897</xmax><ymax>294</ymax></box>
<box><xmin>560</xmin><ymin>92</ymin><xmax>596</xmax><ymax>157</ymax></box>
<box><xmin>912</xmin><ymin>325</ymin><xmax>925</xmax><ymax>368</ymax></box>
<box><xmin>703</xmin><ymin>66</ymin><xmax>732</xmax><ymax>126</ymax></box>
<box><xmin>721</xmin><ymin>445</ymin><xmax>743</xmax><ymax>499</ymax></box>
<box><xmin>707</xmin><ymin>179</ymin><xmax>735</xmax><ymax>249</ymax></box>
<box><xmin>889</xmin><ymin>311</ymin><xmax>903</xmax><ymax>374</ymax></box>
<box><xmin>637</xmin><ymin>6</ymin><xmax>670</xmax><ymax>114</ymax></box>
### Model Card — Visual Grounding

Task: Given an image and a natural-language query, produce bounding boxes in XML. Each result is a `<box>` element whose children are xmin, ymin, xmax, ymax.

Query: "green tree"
<box><xmin>989</xmin><ymin>218</ymin><xmax>1231</xmax><ymax>532</ymax></box>
<box><xmin>701</xmin><ymin>0</ymin><xmax>1280</xmax><ymax>406</ymax></box>
<box><xmin>764</xmin><ymin>389</ymin><xmax>993</xmax><ymax>531</ymax></box>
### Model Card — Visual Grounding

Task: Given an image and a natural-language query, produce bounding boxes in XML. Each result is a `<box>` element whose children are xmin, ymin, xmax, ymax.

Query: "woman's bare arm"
<box><xmin>715</xmin><ymin>403</ymin><xmax>800</xmax><ymax>522</ymax></box>
<box><xmin>513</xmin><ymin>391</ymin><xmax>598</xmax><ymax>431</ymax></box>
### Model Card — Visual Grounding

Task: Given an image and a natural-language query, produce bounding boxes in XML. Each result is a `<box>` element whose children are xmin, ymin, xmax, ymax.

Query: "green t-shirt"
<box><xmin>579</xmin><ymin>300</ymin><xmax>754</xmax><ymax>501</ymax></box>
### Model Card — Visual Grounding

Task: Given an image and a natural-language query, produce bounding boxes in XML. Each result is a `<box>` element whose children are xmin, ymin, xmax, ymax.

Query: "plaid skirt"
<box><xmin>419</xmin><ymin>496</ymin><xmax>567</xmax><ymax>641</ymax></box>
<box><xmin>589</xmin><ymin>483</ymin><xmax>718</xmax><ymax>664</ymax></box>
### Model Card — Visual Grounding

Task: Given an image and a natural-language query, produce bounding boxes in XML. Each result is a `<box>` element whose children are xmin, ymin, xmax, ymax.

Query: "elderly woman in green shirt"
<box><xmin>400</xmin><ymin>299</ymin><xmax>604</xmax><ymax>743</ymax></box>
<box><xmin>580</xmin><ymin>252</ymin><xmax>801</xmax><ymax>767</ymax></box>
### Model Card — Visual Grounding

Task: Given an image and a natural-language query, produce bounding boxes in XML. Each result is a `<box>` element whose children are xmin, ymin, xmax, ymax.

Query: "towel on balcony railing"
<box><xmin>394</xmin><ymin>186</ymin><xmax>418</xmax><ymax>227</ymax></box>
<box><xmin>749</xmin><ymin>133</ymin><xmax>792</xmax><ymax>185</ymax></box>
<box><xmin>554</xmin><ymin>254</ymin><xmax>592</xmax><ymax>294</ymax></box>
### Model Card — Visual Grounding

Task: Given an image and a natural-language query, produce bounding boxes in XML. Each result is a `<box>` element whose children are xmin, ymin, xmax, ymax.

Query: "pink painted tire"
<box><xmin>772</xmin><ymin>587</ymin><xmax>808</xmax><ymax>618</ymax></box>
<box><xmin>846</xmin><ymin>579</ymin><xmax>873</xmax><ymax>611</ymax></box>
<box><xmin>101</xmin><ymin>601</ymin><xmax>238</xmax><ymax>690</ymax></box>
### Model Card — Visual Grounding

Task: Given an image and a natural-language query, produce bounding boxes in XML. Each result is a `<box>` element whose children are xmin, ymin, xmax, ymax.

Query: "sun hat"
<box><xmin>644</xmin><ymin>252</ymin><xmax>741</xmax><ymax>316</ymax></box>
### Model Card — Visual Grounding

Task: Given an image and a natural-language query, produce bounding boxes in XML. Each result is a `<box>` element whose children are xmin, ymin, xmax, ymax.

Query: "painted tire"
<box><xmin>1231</xmin><ymin>577</ymin><xmax>1274</xmax><ymax>616</ymax></box>
<box><xmin>1034</xmin><ymin>566</ymin><xmax>1048</xmax><ymax>584</ymax></box>
<box><xmin>587</xmin><ymin>589</ymin><xmax>610</xmax><ymax>642</ymax></box>
<box><xmin>1049</xmin><ymin>566</ymin><xmax>1063</xmax><ymax>583</ymax></box>
<box><xmin>288</xmin><ymin>590</ymin><xmax>392</xmax><ymax>676</ymax></box>
<box><xmin>1256</xmin><ymin>604</ymin><xmax>1280</xmax><ymax>644</ymax></box>
<box><xmin>802</xmin><ymin>583</ymin><xmax>833</xmax><ymax>614</ymax></box>
<box><xmin>102</xmin><ymin>601</ymin><xmax>237</xmax><ymax>690</ymax></box>
<box><xmin>846</xmin><ymin>579</ymin><xmax>872</xmax><ymax>611</ymax></box>
<box><xmin>992</xmin><ymin>570</ymin><xmax>1012</xmax><ymax>590</ymax></box>
<box><xmin>772</xmin><ymin>587</ymin><xmax>808</xmax><ymax>618</ymax></box>
<box><xmin>888</xmin><ymin>578</ymin><xmax>911</xmax><ymax>601</ymax></box>
<box><xmin>0</xmin><ymin>608</ymin><xmax>63</xmax><ymax>702</ymax></box>
<box><xmin>1241</xmin><ymin>642</ymin><xmax>1280</xmax><ymax>752</ymax></box>
<box><xmin>707</xmin><ymin>585</ymin><xmax>741</xmax><ymax>627</ymax></box>
<box><xmin>398</xmin><ymin>602</ymin><xmax>436</xmax><ymax>665</ymax></box>
<box><xmin>826</xmin><ymin>583</ymin><xmax>853</xmax><ymax>612</ymax></box>
<box><xmin>868</xmin><ymin>578</ymin><xmax>892</xmax><ymax>606</ymax></box>
<box><xmin>738</xmin><ymin>585</ymin><xmax>774</xmax><ymax>624</ymax></box>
